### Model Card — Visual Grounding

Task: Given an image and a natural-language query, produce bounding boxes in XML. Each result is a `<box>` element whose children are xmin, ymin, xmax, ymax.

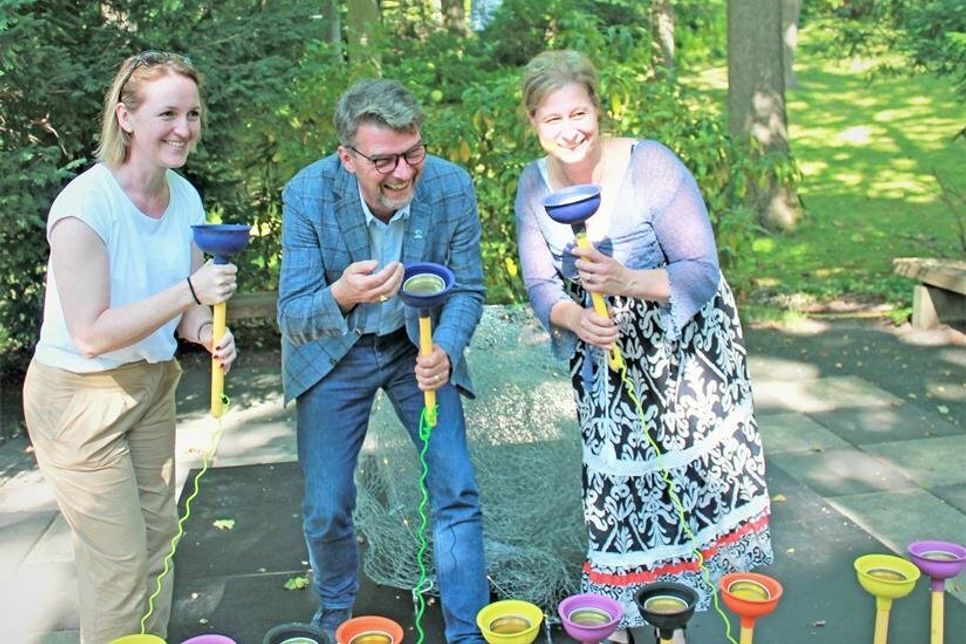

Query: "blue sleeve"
<box><xmin>276</xmin><ymin>174</ymin><xmax>356</xmax><ymax>344</ymax></box>
<box><xmin>640</xmin><ymin>142</ymin><xmax>720</xmax><ymax>339</ymax></box>
<box><xmin>428</xmin><ymin>168</ymin><xmax>485</xmax><ymax>363</ymax></box>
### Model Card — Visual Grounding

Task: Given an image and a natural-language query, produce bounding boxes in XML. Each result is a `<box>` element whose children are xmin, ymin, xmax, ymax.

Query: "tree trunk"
<box><xmin>650</xmin><ymin>0</ymin><xmax>675</xmax><ymax>79</ymax></box>
<box><xmin>782</xmin><ymin>0</ymin><xmax>800</xmax><ymax>90</ymax></box>
<box><xmin>320</xmin><ymin>0</ymin><xmax>341</xmax><ymax>46</ymax></box>
<box><xmin>727</xmin><ymin>0</ymin><xmax>801</xmax><ymax>230</ymax></box>
<box><xmin>346</xmin><ymin>0</ymin><xmax>380</xmax><ymax>68</ymax></box>
<box><xmin>441</xmin><ymin>0</ymin><xmax>469</xmax><ymax>36</ymax></box>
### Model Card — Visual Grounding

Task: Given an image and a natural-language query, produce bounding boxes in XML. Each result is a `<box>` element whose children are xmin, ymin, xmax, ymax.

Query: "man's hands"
<box><xmin>416</xmin><ymin>344</ymin><xmax>451</xmax><ymax>391</ymax></box>
<box><xmin>331</xmin><ymin>260</ymin><xmax>404</xmax><ymax>312</ymax></box>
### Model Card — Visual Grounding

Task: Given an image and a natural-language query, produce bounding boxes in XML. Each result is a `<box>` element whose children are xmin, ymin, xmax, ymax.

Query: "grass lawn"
<box><xmin>683</xmin><ymin>25</ymin><xmax>965</xmax><ymax>322</ymax></box>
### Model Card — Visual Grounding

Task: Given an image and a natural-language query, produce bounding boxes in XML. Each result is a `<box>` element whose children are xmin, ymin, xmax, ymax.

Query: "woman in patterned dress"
<box><xmin>514</xmin><ymin>50</ymin><xmax>773</xmax><ymax>642</ymax></box>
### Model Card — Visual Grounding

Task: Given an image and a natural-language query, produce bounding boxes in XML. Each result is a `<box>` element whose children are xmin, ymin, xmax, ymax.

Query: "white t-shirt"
<box><xmin>34</xmin><ymin>163</ymin><xmax>205</xmax><ymax>372</ymax></box>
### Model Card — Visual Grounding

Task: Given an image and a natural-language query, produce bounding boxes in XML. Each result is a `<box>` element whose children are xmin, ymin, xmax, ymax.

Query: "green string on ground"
<box><xmin>610</xmin><ymin>349</ymin><xmax>739</xmax><ymax>644</ymax></box>
<box><xmin>412</xmin><ymin>403</ymin><xmax>436</xmax><ymax>644</ymax></box>
<box><xmin>139</xmin><ymin>394</ymin><xmax>231</xmax><ymax>635</ymax></box>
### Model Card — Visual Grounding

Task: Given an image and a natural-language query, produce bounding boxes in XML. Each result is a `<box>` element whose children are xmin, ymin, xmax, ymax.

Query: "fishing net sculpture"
<box><xmin>353</xmin><ymin>306</ymin><xmax>587</xmax><ymax>610</ymax></box>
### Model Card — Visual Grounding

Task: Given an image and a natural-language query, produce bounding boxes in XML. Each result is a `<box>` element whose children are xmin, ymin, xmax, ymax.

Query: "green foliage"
<box><xmin>1</xmin><ymin>1</ymin><xmax>118</xmax><ymax>377</ymax></box>
<box><xmin>0</xmin><ymin>0</ymin><xmax>321</xmax><ymax>376</ymax></box>
<box><xmin>903</xmin><ymin>0</ymin><xmax>966</xmax><ymax>98</ymax></box>
<box><xmin>804</xmin><ymin>0</ymin><xmax>966</xmax><ymax>98</ymax></box>
<box><xmin>674</xmin><ymin>0</ymin><xmax>729</xmax><ymax>66</ymax></box>
<box><xmin>1</xmin><ymin>0</ymin><xmax>795</xmax><ymax>376</ymax></box>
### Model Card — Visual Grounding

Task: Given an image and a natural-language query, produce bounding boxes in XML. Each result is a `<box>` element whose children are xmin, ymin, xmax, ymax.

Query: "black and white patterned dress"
<box><xmin>568</xmin><ymin>275</ymin><xmax>773</xmax><ymax>624</ymax></box>
<box><xmin>515</xmin><ymin>139</ymin><xmax>773</xmax><ymax>626</ymax></box>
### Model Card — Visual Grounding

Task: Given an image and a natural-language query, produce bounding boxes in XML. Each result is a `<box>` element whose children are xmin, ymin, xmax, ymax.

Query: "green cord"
<box><xmin>139</xmin><ymin>394</ymin><xmax>230</xmax><ymax>635</ymax></box>
<box><xmin>413</xmin><ymin>403</ymin><xmax>436</xmax><ymax>644</ymax></box>
<box><xmin>610</xmin><ymin>349</ymin><xmax>739</xmax><ymax>644</ymax></box>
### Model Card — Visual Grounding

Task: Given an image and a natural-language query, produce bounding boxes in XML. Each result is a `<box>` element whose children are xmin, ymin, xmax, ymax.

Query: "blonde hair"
<box><xmin>96</xmin><ymin>51</ymin><xmax>203</xmax><ymax>166</ymax></box>
<box><xmin>520</xmin><ymin>50</ymin><xmax>601</xmax><ymax>117</ymax></box>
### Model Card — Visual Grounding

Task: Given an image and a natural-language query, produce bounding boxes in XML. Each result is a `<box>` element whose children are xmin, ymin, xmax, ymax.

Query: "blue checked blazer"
<box><xmin>277</xmin><ymin>153</ymin><xmax>485</xmax><ymax>403</ymax></box>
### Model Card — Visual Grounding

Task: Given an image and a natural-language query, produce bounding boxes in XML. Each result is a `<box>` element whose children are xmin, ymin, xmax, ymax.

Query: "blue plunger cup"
<box><xmin>191</xmin><ymin>224</ymin><xmax>251</xmax><ymax>418</ymax></box>
<box><xmin>398</xmin><ymin>262</ymin><xmax>455</xmax><ymax>427</ymax></box>
<box><xmin>543</xmin><ymin>184</ymin><xmax>623</xmax><ymax>371</ymax></box>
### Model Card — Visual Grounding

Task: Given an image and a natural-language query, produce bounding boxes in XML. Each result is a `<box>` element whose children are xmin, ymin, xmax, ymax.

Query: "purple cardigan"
<box><xmin>514</xmin><ymin>140</ymin><xmax>721</xmax><ymax>359</ymax></box>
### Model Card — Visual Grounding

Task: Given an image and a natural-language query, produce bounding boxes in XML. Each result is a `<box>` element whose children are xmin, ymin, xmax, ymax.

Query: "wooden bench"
<box><xmin>893</xmin><ymin>257</ymin><xmax>966</xmax><ymax>329</ymax></box>
<box><xmin>226</xmin><ymin>291</ymin><xmax>278</xmax><ymax>322</ymax></box>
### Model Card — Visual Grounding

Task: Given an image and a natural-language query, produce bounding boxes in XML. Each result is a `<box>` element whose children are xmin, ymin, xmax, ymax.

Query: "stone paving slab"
<box><xmin>933</xmin><ymin>482</ymin><xmax>966</xmax><ymax>514</ymax></box>
<box><xmin>767</xmin><ymin>447</ymin><xmax>920</xmax><ymax>497</ymax></box>
<box><xmin>23</xmin><ymin>513</ymin><xmax>73</xmax><ymax>565</ymax></box>
<box><xmin>753</xmin><ymin>375</ymin><xmax>905</xmax><ymax>414</ymax></box>
<box><xmin>0</xmin><ymin>560</ymin><xmax>79</xmax><ymax>643</ymax></box>
<box><xmin>0</xmin><ymin>510</ymin><xmax>56</xmax><ymax>570</ymax></box>
<box><xmin>757</xmin><ymin>412</ymin><xmax>852</xmax><ymax>454</ymax></box>
<box><xmin>863</xmin><ymin>434</ymin><xmax>966</xmax><ymax>489</ymax></box>
<box><xmin>807</xmin><ymin>402</ymin><xmax>963</xmax><ymax>444</ymax></box>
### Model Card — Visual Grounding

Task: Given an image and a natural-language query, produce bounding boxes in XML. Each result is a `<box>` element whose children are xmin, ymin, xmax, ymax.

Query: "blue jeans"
<box><xmin>296</xmin><ymin>329</ymin><xmax>488</xmax><ymax>643</ymax></box>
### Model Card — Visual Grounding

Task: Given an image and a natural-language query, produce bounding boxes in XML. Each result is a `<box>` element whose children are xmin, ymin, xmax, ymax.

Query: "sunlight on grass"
<box><xmin>723</xmin><ymin>24</ymin><xmax>966</xmax><ymax>318</ymax></box>
<box><xmin>838</xmin><ymin>126</ymin><xmax>872</xmax><ymax>144</ymax></box>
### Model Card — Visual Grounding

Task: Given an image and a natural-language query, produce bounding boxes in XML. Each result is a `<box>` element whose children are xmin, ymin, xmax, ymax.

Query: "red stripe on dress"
<box><xmin>583</xmin><ymin>513</ymin><xmax>770</xmax><ymax>586</ymax></box>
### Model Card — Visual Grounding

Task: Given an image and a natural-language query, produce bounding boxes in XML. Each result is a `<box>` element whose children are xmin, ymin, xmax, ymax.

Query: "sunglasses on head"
<box><xmin>117</xmin><ymin>50</ymin><xmax>193</xmax><ymax>101</ymax></box>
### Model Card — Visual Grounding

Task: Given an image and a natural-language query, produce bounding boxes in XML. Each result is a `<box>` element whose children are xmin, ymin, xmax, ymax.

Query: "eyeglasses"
<box><xmin>348</xmin><ymin>143</ymin><xmax>427</xmax><ymax>174</ymax></box>
<box><xmin>117</xmin><ymin>50</ymin><xmax>194</xmax><ymax>101</ymax></box>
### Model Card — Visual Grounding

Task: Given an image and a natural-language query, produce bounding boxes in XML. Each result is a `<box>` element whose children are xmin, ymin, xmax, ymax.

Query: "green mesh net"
<box><xmin>354</xmin><ymin>306</ymin><xmax>587</xmax><ymax>611</ymax></box>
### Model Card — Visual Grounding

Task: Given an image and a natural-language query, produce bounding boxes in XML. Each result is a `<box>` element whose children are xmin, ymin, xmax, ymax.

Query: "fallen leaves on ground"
<box><xmin>212</xmin><ymin>518</ymin><xmax>235</xmax><ymax>530</ymax></box>
<box><xmin>284</xmin><ymin>575</ymin><xmax>310</xmax><ymax>590</ymax></box>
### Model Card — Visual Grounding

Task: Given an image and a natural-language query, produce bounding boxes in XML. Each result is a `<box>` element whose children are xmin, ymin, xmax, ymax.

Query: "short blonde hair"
<box><xmin>96</xmin><ymin>51</ymin><xmax>203</xmax><ymax>166</ymax></box>
<box><xmin>521</xmin><ymin>50</ymin><xmax>601</xmax><ymax>117</ymax></box>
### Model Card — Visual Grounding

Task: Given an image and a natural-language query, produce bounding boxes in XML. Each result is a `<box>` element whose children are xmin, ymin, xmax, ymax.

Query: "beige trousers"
<box><xmin>23</xmin><ymin>358</ymin><xmax>182</xmax><ymax>643</ymax></box>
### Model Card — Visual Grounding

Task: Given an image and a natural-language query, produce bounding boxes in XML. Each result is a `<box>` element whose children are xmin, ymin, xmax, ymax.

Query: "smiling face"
<box><xmin>338</xmin><ymin>123</ymin><xmax>425</xmax><ymax>220</ymax></box>
<box><xmin>529</xmin><ymin>81</ymin><xmax>600</xmax><ymax>165</ymax></box>
<box><xmin>118</xmin><ymin>72</ymin><xmax>201</xmax><ymax>169</ymax></box>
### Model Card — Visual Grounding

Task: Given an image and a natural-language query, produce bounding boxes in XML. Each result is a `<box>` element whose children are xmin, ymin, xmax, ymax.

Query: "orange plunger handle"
<box><xmin>574</xmin><ymin>231</ymin><xmax>624</xmax><ymax>371</ymax></box>
<box><xmin>418</xmin><ymin>315</ymin><xmax>437</xmax><ymax>427</ymax></box>
<box><xmin>210</xmin><ymin>301</ymin><xmax>226</xmax><ymax>418</ymax></box>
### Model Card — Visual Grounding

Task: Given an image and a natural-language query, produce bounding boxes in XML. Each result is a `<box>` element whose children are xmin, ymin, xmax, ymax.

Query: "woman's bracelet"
<box><xmin>196</xmin><ymin>320</ymin><xmax>213</xmax><ymax>344</ymax></box>
<box><xmin>186</xmin><ymin>276</ymin><xmax>202</xmax><ymax>305</ymax></box>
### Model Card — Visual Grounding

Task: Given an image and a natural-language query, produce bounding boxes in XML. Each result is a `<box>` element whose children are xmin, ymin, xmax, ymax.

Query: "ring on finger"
<box><xmin>379</xmin><ymin>295</ymin><xmax>388</xmax><ymax>302</ymax></box>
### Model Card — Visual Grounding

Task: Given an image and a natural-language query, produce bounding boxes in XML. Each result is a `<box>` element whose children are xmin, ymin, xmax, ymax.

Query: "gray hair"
<box><xmin>333</xmin><ymin>79</ymin><xmax>425</xmax><ymax>147</ymax></box>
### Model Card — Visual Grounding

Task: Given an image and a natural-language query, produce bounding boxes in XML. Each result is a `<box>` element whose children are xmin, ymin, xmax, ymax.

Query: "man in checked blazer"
<box><xmin>277</xmin><ymin>79</ymin><xmax>488</xmax><ymax>643</ymax></box>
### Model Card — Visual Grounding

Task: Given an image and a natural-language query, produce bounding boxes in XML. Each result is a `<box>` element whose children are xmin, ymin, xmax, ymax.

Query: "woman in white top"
<box><xmin>22</xmin><ymin>51</ymin><xmax>238</xmax><ymax>643</ymax></box>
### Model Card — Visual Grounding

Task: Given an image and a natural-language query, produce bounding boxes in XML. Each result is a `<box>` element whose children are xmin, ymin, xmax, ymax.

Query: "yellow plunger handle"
<box><xmin>740</xmin><ymin>625</ymin><xmax>754</xmax><ymax>644</ymax></box>
<box><xmin>874</xmin><ymin>606</ymin><xmax>890</xmax><ymax>644</ymax></box>
<box><xmin>418</xmin><ymin>315</ymin><xmax>437</xmax><ymax>427</ymax></box>
<box><xmin>930</xmin><ymin>589</ymin><xmax>943</xmax><ymax>644</ymax></box>
<box><xmin>210</xmin><ymin>301</ymin><xmax>226</xmax><ymax>418</ymax></box>
<box><xmin>574</xmin><ymin>231</ymin><xmax>623</xmax><ymax>371</ymax></box>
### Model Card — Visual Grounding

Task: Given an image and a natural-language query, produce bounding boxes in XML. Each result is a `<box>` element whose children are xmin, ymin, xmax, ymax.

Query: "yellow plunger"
<box><xmin>190</xmin><ymin>224</ymin><xmax>250</xmax><ymax>418</ymax></box>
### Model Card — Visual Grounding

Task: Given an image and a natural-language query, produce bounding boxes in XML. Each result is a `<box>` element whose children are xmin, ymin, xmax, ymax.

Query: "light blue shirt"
<box><xmin>359</xmin><ymin>185</ymin><xmax>409</xmax><ymax>335</ymax></box>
